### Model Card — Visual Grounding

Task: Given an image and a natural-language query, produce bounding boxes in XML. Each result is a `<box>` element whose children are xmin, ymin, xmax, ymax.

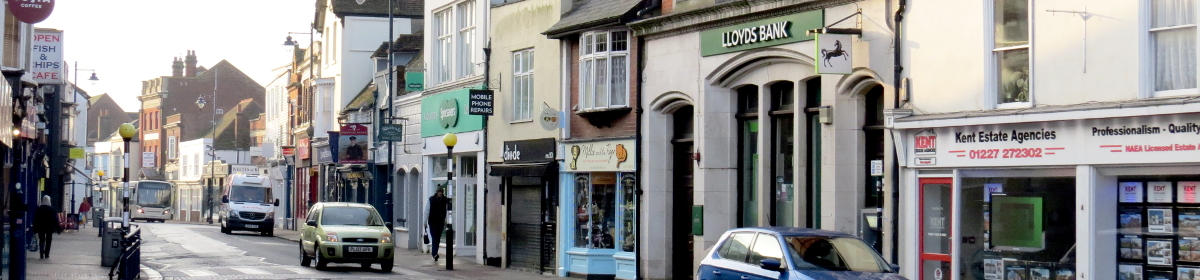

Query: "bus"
<box><xmin>131</xmin><ymin>180</ymin><xmax>174</xmax><ymax>223</ymax></box>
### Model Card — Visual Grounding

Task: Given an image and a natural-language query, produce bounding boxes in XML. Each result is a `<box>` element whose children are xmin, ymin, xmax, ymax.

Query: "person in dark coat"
<box><xmin>426</xmin><ymin>188</ymin><xmax>450</xmax><ymax>261</ymax></box>
<box><xmin>32</xmin><ymin>195</ymin><xmax>61</xmax><ymax>259</ymax></box>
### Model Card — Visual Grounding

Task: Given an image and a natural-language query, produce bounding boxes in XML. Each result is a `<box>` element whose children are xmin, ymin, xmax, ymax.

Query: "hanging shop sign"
<box><xmin>905</xmin><ymin>113</ymin><xmax>1200</xmax><ymax>168</ymax></box>
<box><xmin>405</xmin><ymin>72</ymin><xmax>424</xmax><ymax>91</ymax></box>
<box><xmin>314</xmin><ymin>142</ymin><xmax>334</xmax><ymax>164</ymax></box>
<box><xmin>699</xmin><ymin>10</ymin><xmax>823</xmax><ymax>57</ymax></box>
<box><xmin>69</xmin><ymin>147</ymin><xmax>84</xmax><ymax>159</ymax></box>
<box><xmin>539</xmin><ymin>106</ymin><xmax>562</xmax><ymax>131</ymax></box>
<box><xmin>421</xmin><ymin>88</ymin><xmax>484</xmax><ymax>137</ymax></box>
<box><xmin>338</xmin><ymin>124</ymin><xmax>369</xmax><ymax>165</ymax></box>
<box><xmin>566</xmin><ymin>139</ymin><xmax>635</xmax><ymax>172</ymax></box>
<box><xmin>815</xmin><ymin>33</ymin><xmax>853</xmax><ymax>74</ymax></box>
<box><xmin>377</xmin><ymin>123</ymin><xmax>403</xmax><ymax>142</ymax></box>
<box><xmin>7</xmin><ymin>0</ymin><xmax>55</xmax><ymax>24</ymax></box>
<box><xmin>502</xmin><ymin>138</ymin><xmax>556</xmax><ymax>164</ymax></box>
<box><xmin>31</xmin><ymin>28</ymin><xmax>63</xmax><ymax>84</ymax></box>
<box><xmin>297</xmin><ymin>139</ymin><xmax>311</xmax><ymax>159</ymax></box>
<box><xmin>468</xmin><ymin>89</ymin><xmax>494</xmax><ymax>116</ymax></box>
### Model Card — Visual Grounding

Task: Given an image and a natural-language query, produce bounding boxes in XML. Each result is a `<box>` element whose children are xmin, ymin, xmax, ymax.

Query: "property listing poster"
<box><xmin>1182</xmin><ymin>182</ymin><xmax>1200</xmax><ymax>203</ymax></box>
<box><xmin>1122</xmin><ymin>182</ymin><xmax>1145</xmax><ymax>203</ymax></box>
<box><xmin>1148</xmin><ymin>182</ymin><xmax>1173</xmax><ymax>203</ymax></box>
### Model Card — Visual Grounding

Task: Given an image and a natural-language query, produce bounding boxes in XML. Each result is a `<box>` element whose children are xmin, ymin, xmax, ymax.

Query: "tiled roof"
<box><xmin>372</xmin><ymin>31</ymin><xmax>424</xmax><ymax>57</ymax></box>
<box><xmin>331</xmin><ymin>0</ymin><xmax>423</xmax><ymax>18</ymax></box>
<box><xmin>544</xmin><ymin>0</ymin><xmax>643</xmax><ymax>38</ymax></box>
<box><xmin>343</xmin><ymin>83</ymin><xmax>376</xmax><ymax>113</ymax></box>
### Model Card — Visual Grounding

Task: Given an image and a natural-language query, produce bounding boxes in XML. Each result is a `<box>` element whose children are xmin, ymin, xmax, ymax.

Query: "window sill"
<box><xmin>510</xmin><ymin>119</ymin><xmax>534</xmax><ymax>124</ymax></box>
<box><xmin>575</xmin><ymin>107</ymin><xmax>632</xmax><ymax>128</ymax></box>
<box><xmin>995</xmin><ymin>101</ymin><xmax>1031</xmax><ymax>110</ymax></box>
<box><xmin>1152</xmin><ymin>88</ymin><xmax>1198</xmax><ymax>98</ymax></box>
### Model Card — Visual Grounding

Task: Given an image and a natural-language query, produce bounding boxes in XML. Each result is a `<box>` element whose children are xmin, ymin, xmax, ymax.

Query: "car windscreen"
<box><xmin>784</xmin><ymin>236</ymin><xmax>892</xmax><ymax>273</ymax></box>
<box><xmin>320</xmin><ymin>207</ymin><xmax>384</xmax><ymax>226</ymax></box>
<box><xmin>135</xmin><ymin>182</ymin><xmax>171</xmax><ymax>208</ymax></box>
<box><xmin>229</xmin><ymin>185</ymin><xmax>272</xmax><ymax>204</ymax></box>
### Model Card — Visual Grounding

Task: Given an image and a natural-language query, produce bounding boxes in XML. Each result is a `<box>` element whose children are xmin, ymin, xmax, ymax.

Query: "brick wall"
<box><xmin>566</xmin><ymin>33</ymin><xmax>640</xmax><ymax>140</ymax></box>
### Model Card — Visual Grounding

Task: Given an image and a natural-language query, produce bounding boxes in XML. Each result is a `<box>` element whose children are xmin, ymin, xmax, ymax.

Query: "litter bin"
<box><xmin>93</xmin><ymin>209</ymin><xmax>104</xmax><ymax>228</ymax></box>
<box><xmin>101</xmin><ymin>217</ymin><xmax>123</xmax><ymax>267</ymax></box>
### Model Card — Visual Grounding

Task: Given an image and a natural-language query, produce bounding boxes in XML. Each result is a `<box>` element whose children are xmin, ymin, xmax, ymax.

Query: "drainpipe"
<box><xmin>890</xmin><ymin>0</ymin><xmax>906</xmax><ymax>264</ymax></box>
<box><xmin>482</xmin><ymin>40</ymin><xmax>492</xmax><ymax>265</ymax></box>
<box><xmin>634</xmin><ymin>34</ymin><xmax>646</xmax><ymax>280</ymax></box>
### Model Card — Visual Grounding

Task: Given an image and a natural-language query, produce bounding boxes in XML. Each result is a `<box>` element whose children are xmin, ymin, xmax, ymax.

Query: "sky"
<box><xmin>37</xmin><ymin>0</ymin><xmax>317</xmax><ymax>112</ymax></box>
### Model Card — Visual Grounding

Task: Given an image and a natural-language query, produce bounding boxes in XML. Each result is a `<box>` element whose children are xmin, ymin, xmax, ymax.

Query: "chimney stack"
<box><xmin>171</xmin><ymin>57</ymin><xmax>184</xmax><ymax>77</ymax></box>
<box><xmin>185</xmin><ymin>50</ymin><xmax>198</xmax><ymax>77</ymax></box>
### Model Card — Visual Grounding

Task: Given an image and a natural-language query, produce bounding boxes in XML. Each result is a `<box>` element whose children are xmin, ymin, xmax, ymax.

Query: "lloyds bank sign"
<box><xmin>699</xmin><ymin>10</ymin><xmax>824</xmax><ymax>57</ymax></box>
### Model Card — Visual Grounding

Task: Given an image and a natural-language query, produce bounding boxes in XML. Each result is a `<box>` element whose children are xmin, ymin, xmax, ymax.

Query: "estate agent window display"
<box><xmin>1116</xmin><ymin>175</ymin><xmax>1200</xmax><ymax>280</ymax></box>
<box><xmin>959</xmin><ymin>177</ymin><xmax>1078</xmax><ymax>280</ymax></box>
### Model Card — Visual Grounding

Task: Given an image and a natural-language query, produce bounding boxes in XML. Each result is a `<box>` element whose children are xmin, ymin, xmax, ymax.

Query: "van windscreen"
<box><xmin>230</xmin><ymin>185</ymin><xmax>272</xmax><ymax>204</ymax></box>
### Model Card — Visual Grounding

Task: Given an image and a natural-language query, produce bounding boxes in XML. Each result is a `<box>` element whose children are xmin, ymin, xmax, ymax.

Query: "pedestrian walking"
<box><xmin>425</xmin><ymin>188</ymin><xmax>450</xmax><ymax>262</ymax></box>
<box><xmin>32</xmin><ymin>195</ymin><xmax>61</xmax><ymax>259</ymax></box>
<box><xmin>78</xmin><ymin>197</ymin><xmax>92</xmax><ymax>226</ymax></box>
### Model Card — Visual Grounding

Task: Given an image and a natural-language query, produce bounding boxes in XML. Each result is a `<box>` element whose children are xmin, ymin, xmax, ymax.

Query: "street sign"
<box><xmin>468</xmin><ymin>89</ymin><xmax>494</xmax><ymax>116</ymax></box>
<box><xmin>870</xmin><ymin>160</ymin><xmax>883</xmax><ymax>176</ymax></box>
<box><xmin>378</xmin><ymin>123</ymin><xmax>403</xmax><ymax>142</ymax></box>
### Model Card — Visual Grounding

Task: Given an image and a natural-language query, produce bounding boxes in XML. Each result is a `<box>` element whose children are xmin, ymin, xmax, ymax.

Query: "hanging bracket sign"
<box><xmin>468</xmin><ymin>89</ymin><xmax>494</xmax><ymax>116</ymax></box>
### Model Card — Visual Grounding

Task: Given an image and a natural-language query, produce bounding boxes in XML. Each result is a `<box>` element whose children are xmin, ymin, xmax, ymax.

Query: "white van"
<box><xmin>218</xmin><ymin>174</ymin><xmax>279</xmax><ymax>236</ymax></box>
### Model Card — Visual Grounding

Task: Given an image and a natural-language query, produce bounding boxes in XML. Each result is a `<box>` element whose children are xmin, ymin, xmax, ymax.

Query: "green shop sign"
<box><xmin>421</xmin><ymin>88</ymin><xmax>484</xmax><ymax>137</ymax></box>
<box><xmin>405</xmin><ymin>72</ymin><xmax>424</xmax><ymax>91</ymax></box>
<box><xmin>699</xmin><ymin>10</ymin><xmax>824</xmax><ymax>57</ymax></box>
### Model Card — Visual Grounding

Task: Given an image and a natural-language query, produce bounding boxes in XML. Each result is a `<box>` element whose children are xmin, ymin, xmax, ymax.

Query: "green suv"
<box><xmin>299</xmin><ymin>203</ymin><xmax>394</xmax><ymax>271</ymax></box>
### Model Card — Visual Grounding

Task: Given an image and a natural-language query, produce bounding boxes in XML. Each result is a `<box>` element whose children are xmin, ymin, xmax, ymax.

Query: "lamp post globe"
<box><xmin>118</xmin><ymin>123</ymin><xmax>136</xmax><ymax>139</ymax></box>
<box><xmin>97</xmin><ymin>170</ymin><xmax>105</xmax><ymax>177</ymax></box>
<box><xmin>442</xmin><ymin>133</ymin><xmax>457</xmax><ymax>148</ymax></box>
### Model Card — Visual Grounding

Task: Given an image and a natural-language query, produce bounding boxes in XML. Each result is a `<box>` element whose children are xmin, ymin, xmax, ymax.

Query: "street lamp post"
<box><xmin>70</xmin><ymin>62</ymin><xmax>98</xmax><ymax>218</ymax></box>
<box><xmin>118</xmin><ymin>123</ymin><xmax>136</xmax><ymax>231</ymax></box>
<box><xmin>198</xmin><ymin>73</ymin><xmax>219</xmax><ymax>224</ymax></box>
<box><xmin>442</xmin><ymin>133</ymin><xmax>457</xmax><ymax>271</ymax></box>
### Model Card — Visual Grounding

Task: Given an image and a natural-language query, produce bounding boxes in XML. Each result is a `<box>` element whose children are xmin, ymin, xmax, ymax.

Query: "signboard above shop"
<box><xmin>566</xmin><ymin>139</ymin><xmax>636</xmax><ymax>172</ymax></box>
<box><xmin>31</xmin><ymin>29</ymin><xmax>63</xmax><ymax>84</ymax></box>
<box><xmin>421</xmin><ymin>88</ymin><xmax>484</xmax><ymax>137</ymax></box>
<box><xmin>904</xmin><ymin>113</ymin><xmax>1200</xmax><ymax>168</ymax></box>
<box><xmin>699</xmin><ymin>10</ymin><xmax>823</xmax><ymax>57</ymax></box>
<box><xmin>502</xmin><ymin>138</ymin><xmax>556</xmax><ymax>164</ymax></box>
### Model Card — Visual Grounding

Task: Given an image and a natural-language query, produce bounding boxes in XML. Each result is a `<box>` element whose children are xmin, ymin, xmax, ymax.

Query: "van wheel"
<box><xmin>221</xmin><ymin>224</ymin><xmax>231</xmax><ymax>234</ymax></box>
<box><xmin>299</xmin><ymin>242</ymin><xmax>312</xmax><ymax>266</ymax></box>
<box><xmin>265</xmin><ymin>230</ymin><xmax>274</xmax><ymax>237</ymax></box>
<box><xmin>360</xmin><ymin>263</ymin><xmax>371</xmax><ymax>269</ymax></box>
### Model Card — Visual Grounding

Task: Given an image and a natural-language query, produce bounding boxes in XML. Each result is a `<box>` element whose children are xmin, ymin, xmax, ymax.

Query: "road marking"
<box><xmin>178</xmin><ymin>269</ymin><xmax>218</xmax><ymax>277</ymax></box>
<box><xmin>231</xmin><ymin>267</ymin><xmax>271</xmax><ymax>275</ymax></box>
<box><xmin>281</xmin><ymin>267</ymin><xmax>316</xmax><ymax>274</ymax></box>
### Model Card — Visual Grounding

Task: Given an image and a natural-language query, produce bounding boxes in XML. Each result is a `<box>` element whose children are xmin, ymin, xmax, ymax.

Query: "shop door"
<box><xmin>508</xmin><ymin>180</ymin><xmax>543</xmax><ymax>272</ymax></box>
<box><xmin>920</xmin><ymin>178</ymin><xmax>953</xmax><ymax>280</ymax></box>
<box><xmin>540</xmin><ymin>179</ymin><xmax>558</xmax><ymax>273</ymax></box>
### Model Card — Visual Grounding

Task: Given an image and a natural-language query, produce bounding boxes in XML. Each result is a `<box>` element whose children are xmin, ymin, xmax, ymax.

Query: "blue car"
<box><xmin>697</xmin><ymin>227</ymin><xmax>908</xmax><ymax>280</ymax></box>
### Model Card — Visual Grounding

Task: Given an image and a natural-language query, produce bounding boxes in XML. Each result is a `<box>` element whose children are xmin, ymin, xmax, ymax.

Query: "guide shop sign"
<box><xmin>905</xmin><ymin>113</ymin><xmax>1200</xmax><ymax>167</ymax></box>
<box><xmin>8</xmin><ymin>0</ymin><xmax>55</xmax><ymax>24</ymax></box>
<box><xmin>31</xmin><ymin>28</ymin><xmax>63</xmax><ymax>84</ymax></box>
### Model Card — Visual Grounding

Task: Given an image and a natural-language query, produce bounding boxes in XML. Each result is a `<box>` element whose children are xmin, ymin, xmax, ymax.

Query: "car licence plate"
<box><xmin>347</xmin><ymin>246</ymin><xmax>374</xmax><ymax>253</ymax></box>
<box><xmin>245</xmin><ymin>224</ymin><xmax>259</xmax><ymax>229</ymax></box>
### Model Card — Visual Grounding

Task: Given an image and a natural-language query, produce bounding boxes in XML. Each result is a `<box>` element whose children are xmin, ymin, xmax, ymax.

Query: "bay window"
<box><xmin>579</xmin><ymin>30</ymin><xmax>630</xmax><ymax>110</ymax></box>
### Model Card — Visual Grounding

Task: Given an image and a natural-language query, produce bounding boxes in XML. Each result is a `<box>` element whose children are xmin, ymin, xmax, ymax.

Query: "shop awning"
<box><xmin>489</xmin><ymin>162</ymin><xmax>556</xmax><ymax>177</ymax></box>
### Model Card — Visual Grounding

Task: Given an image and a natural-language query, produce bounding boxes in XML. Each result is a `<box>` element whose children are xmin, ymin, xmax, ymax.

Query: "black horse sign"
<box><xmin>816</xmin><ymin>34</ymin><xmax>853</xmax><ymax>74</ymax></box>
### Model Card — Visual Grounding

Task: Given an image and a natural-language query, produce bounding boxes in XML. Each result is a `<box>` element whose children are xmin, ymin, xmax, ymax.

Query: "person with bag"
<box><xmin>32</xmin><ymin>195</ymin><xmax>62</xmax><ymax>259</ymax></box>
<box><xmin>425</xmin><ymin>188</ymin><xmax>450</xmax><ymax>262</ymax></box>
<box><xmin>78</xmin><ymin>197</ymin><xmax>92</xmax><ymax>226</ymax></box>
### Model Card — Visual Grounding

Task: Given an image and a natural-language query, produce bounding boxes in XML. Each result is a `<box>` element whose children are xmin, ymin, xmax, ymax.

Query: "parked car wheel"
<box><xmin>314</xmin><ymin>243</ymin><xmax>329</xmax><ymax>270</ymax></box>
<box><xmin>380</xmin><ymin>259</ymin><xmax>393</xmax><ymax>272</ymax></box>
<box><xmin>360</xmin><ymin>263</ymin><xmax>371</xmax><ymax>269</ymax></box>
<box><xmin>299</xmin><ymin>242</ymin><xmax>311</xmax><ymax>267</ymax></box>
<box><xmin>220</xmin><ymin>225</ymin><xmax>231</xmax><ymax>234</ymax></box>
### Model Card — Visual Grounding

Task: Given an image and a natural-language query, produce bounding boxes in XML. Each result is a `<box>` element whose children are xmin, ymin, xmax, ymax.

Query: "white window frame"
<box><xmin>168</xmin><ymin>136</ymin><xmax>177</xmax><ymax>159</ymax></box>
<box><xmin>434</xmin><ymin>8</ymin><xmax>454</xmax><ymax>85</ymax></box>
<box><xmin>512</xmin><ymin>49</ymin><xmax>535</xmax><ymax>122</ymax></box>
<box><xmin>988</xmin><ymin>0</ymin><xmax>1033</xmax><ymax>109</ymax></box>
<box><xmin>457</xmin><ymin>0</ymin><xmax>477</xmax><ymax>79</ymax></box>
<box><xmin>1146</xmin><ymin>0</ymin><xmax>1199</xmax><ymax>97</ymax></box>
<box><xmin>578</xmin><ymin>30</ymin><xmax>631</xmax><ymax>111</ymax></box>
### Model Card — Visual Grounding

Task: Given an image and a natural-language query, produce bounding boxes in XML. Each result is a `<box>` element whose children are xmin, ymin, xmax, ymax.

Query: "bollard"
<box><xmin>445</xmin><ymin>225</ymin><xmax>454</xmax><ymax>270</ymax></box>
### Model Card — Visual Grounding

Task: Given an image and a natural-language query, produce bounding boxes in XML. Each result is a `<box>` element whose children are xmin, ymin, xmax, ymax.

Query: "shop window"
<box><xmin>737</xmin><ymin>85</ymin><xmax>760</xmax><ymax>227</ymax></box>
<box><xmin>993</xmin><ymin>0</ymin><xmax>1030</xmax><ymax>105</ymax></box>
<box><xmin>959</xmin><ymin>177</ymin><xmax>1076</xmax><ymax>280</ymax></box>
<box><xmin>770</xmin><ymin>82</ymin><xmax>795</xmax><ymax>227</ymax></box>
<box><xmin>1151</xmin><ymin>0</ymin><xmax>1197</xmax><ymax>95</ymax></box>
<box><xmin>573</xmin><ymin>173</ymin><xmax>618</xmax><ymax>249</ymax></box>
<box><xmin>1114</xmin><ymin>175</ymin><xmax>1200</xmax><ymax>278</ymax></box>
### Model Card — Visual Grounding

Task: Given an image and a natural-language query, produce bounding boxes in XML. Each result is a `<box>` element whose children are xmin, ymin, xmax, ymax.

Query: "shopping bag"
<box><xmin>422</xmin><ymin>225</ymin><xmax>431</xmax><ymax>245</ymax></box>
<box><xmin>26</xmin><ymin>234</ymin><xmax>38</xmax><ymax>252</ymax></box>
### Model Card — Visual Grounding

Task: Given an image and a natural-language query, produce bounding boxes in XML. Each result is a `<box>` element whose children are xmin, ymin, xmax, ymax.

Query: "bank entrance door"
<box><xmin>920</xmin><ymin>178</ymin><xmax>953</xmax><ymax>280</ymax></box>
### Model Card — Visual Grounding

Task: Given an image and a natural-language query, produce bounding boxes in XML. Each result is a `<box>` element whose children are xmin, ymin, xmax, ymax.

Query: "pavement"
<box><xmin>27</xmin><ymin>219</ymin><xmax>557</xmax><ymax>280</ymax></box>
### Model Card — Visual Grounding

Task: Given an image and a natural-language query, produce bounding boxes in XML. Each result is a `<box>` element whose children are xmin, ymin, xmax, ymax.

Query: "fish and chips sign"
<box><xmin>31</xmin><ymin>28</ymin><xmax>63</xmax><ymax>84</ymax></box>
